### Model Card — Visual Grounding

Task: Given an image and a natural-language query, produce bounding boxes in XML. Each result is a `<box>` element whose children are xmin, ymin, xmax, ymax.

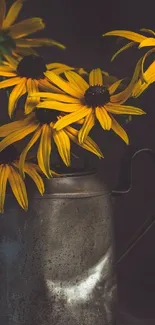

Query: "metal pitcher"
<box><xmin>0</xmin><ymin>147</ymin><xmax>154</xmax><ymax>325</ymax></box>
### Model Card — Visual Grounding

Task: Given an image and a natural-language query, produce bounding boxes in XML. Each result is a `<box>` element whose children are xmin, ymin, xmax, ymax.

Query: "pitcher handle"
<box><xmin>111</xmin><ymin>146</ymin><xmax>155</xmax><ymax>264</ymax></box>
<box><xmin>112</xmin><ymin>146</ymin><xmax>155</xmax><ymax>196</ymax></box>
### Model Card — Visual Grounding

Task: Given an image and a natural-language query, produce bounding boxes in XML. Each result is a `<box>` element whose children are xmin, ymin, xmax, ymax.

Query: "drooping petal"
<box><xmin>0</xmin><ymin>121</ymin><xmax>39</xmax><ymax>152</ymax></box>
<box><xmin>132</xmin><ymin>61</ymin><xmax>155</xmax><ymax>97</ymax></box>
<box><xmin>78</xmin><ymin>111</ymin><xmax>95</xmax><ymax>143</ymax></box>
<box><xmin>15</xmin><ymin>38</ymin><xmax>66</xmax><ymax>49</ymax></box>
<box><xmin>0</xmin><ymin>115</ymin><xmax>34</xmax><ymax>137</ymax></box>
<box><xmin>111</xmin><ymin>42</ymin><xmax>135</xmax><ymax>61</ymax></box>
<box><xmin>103</xmin><ymin>30</ymin><xmax>146</xmax><ymax>43</ymax></box>
<box><xmin>108</xmin><ymin>79</ymin><xmax>124</xmax><ymax>95</ymax></box>
<box><xmin>140</xmin><ymin>28</ymin><xmax>155</xmax><ymax>36</ymax></box>
<box><xmin>0</xmin><ymin>76</ymin><xmax>21</xmax><ymax>89</ymax></box>
<box><xmin>0</xmin><ymin>0</ymin><xmax>6</xmax><ymax>28</ymax></box>
<box><xmin>8</xmin><ymin>166</ymin><xmax>28</xmax><ymax>210</ymax></box>
<box><xmin>53</xmin><ymin>106</ymin><xmax>90</xmax><ymax>131</ymax></box>
<box><xmin>139</xmin><ymin>37</ymin><xmax>155</xmax><ymax>48</ymax></box>
<box><xmin>105</xmin><ymin>103</ymin><xmax>146</xmax><ymax>115</ymax></box>
<box><xmin>44</xmin><ymin>71</ymin><xmax>82</xmax><ymax>98</ymax></box>
<box><xmin>111</xmin><ymin>115</ymin><xmax>129</xmax><ymax>144</ymax></box>
<box><xmin>32</xmin><ymin>92</ymin><xmax>79</xmax><ymax>103</ymax></box>
<box><xmin>3</xmin><ymin>0</ymin><xmax>23</xmax><ymax>29</ymax></box>
<box><xmin>25</xmin><ymin>78</ymin><xmax>40</xmax><ymax>115</ymax></box>
<box><xmin>37</xmin><ymin>101</ymin><xmax>82</xmax><ymax>113</ymax></box>
<box><xmin>23</xmin><ymin>162</ymin><xmax>45</xmax><ymax>195</ymax></box>
<box><xmin>65</xmin><ymin>70</ymin><xmax>89</xmax><ymax>92</ymax></box>
<box><xmin>37</xmin><ymin>124</ymin><xmax>52</xmax><ymax>178</ymax></box>
<box><xmin>53</xmin><ymin>129</ymin><xmax>70</xmax><ymax>166</ymax></box>
<box><xmin>9</xmin><ymin>18</ymin><xmax>45</xmax><ymax>39</ymax></box>
<box><xmin>19</xmin><ymin>127</ymin><xmax>42</xmax><ymax>178</ymax></box>
<box><xmin>140</xmin><ymin>48</ymin><xmax>155</xmax><ymax>83</ymax></box>
<box><xmin>65</xmin><ymin>126</ymin><xmax>103</xmax><ymax>158</ymax></box>
<box><xmin>89</xmin><ymin>69</ymin><xmax>103</xmax><ymax>86</ymax></box>
<box><xmin>95</xmin><ymin>107</ymin><xmax>112</xmax><ymax>130</ymax></box>
<box><xmin>110</xmin><ymin>58</ymin><xmax>143</xmax><ymax>104</ymax></box>
<box><xmin>8</xmin><ymin>77</ymin><xmax>27</xmax><ymax>118</ymax></box>
<box><xmin>0</xmin><ymin>165</ymin><xmax>9</xmax><ymax>213</ymax></box>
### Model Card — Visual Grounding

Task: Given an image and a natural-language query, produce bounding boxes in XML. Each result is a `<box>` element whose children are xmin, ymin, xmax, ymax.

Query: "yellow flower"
<box><xmin>0</xmin><ymin>144</ymin><xmax>45</xmax><ymax>213</ymax></box>
<box><xmin>0</xmin><ymin>54</ymin><xmax>74</xmax><ymax>117</ymax></box>
<box><xmin>31</xmin><ymin>67</ymin><xmax>145</xmax><ymax>144</ymax></box>
<box><xmin>0</xmin><ymin>109</ymin><xmax>103</xmax><ymax>178</ymax></box>
<box><xmin>0</xmin><ymin>0</ymin><xmax>65</xmax><ymax>59</ymax></box>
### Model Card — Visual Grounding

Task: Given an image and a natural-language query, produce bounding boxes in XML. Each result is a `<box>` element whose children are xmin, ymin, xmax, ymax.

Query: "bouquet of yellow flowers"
<box><xmin>0</xmin><ymin>0</ymin><xmax>147</xmax><ymax>212</ymax></box>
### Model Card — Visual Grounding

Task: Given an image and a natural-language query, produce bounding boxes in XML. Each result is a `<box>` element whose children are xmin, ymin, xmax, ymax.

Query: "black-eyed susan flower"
<box><xmin>0</xmin><ymin>0</ymin><xmax>65</xmax><ymax>60</ymax></box>
<box><xmin>0</xmin><ymin>108</ymin><xmax>103</xmax><ymax>178</ymax></box>
<box><xmin>31</xmin><ymin>67</ymin><xmax>145</xmax><ymax>144</ymax></box>
<box><xmin>0</xmin><ymin>54</ymin><xmax>74</xmax><ymax>117</ymax></box>
<box><xmin>0</xmin><ymin>144</ymin><xmax>45</xmax><ymax>213</ymax></box>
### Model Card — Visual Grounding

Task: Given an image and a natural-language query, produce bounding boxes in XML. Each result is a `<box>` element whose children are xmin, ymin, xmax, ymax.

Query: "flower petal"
<box><xmin>103</xmin><ymin>30</ymin><xmax>146</xmax><ymax>43</ymax></box>
<box><xmin>0</xmin><ymin>165</ymin><xmax>9</xmax><ymax>213</ymax></box>
<box><xmin>78</xmin><ymin>111</ymin><xmax>95</xmax><ymax>143</ymax></box>
<box><xmin>0</xmin><ymin>115</ymin><xmax>34</xmax><ymax>137</ymax></box>
<box><xmin>0</xmin><ymin>71</ymin><xmax>17</xmax><ymax>77</ymax></box>
<box><xmin>132</xmin><ymin>61</ymin><xmax>155</xmax><ymax>97</ymax></box>
<box><xmin>110</xmin><ymin>58</ymin><xmax>143</xmax><ymax>104</ymax></box>
<box><xmin>89</xmin><ymin>69</ymin><xmax>103</xmax><ymax>86</ymax></box>
<box><xmin>105</xmin><ymin>103</ymin><xmax>146</xmax><ymax>115</ymax></box>
<box><xmin>33</xmin><ymin>92</ymin><xmax>79</xmax><ymax>103</ymax></box>
<box><xmin>8</xmin><ymin>77</ymin><xmax>27</xmax><ymax>118</ymax></box>
<box><xmin>0</xmin><ymin>121</ymin><xmax>39</xmax><ymax>152</ymax></box>
<box><xmin>65</xmin><ymin>126</ymin><xmax>103</xmax><ymax>158</ymax></box>
<box><xmin>140</xmin><ymin>28</ymin><xmax>155</xmax><ymax>36</ymax></box>
<box><xmin>53</xmin><ymin>129</ymin><xmax>70</xmax><ymax>166</ymax></box>
<box><xmin>25</xmin><ymin>78</ymin><xmax>39</xmax><ymax>115</ymax></box>
<box><xmin>139</xmin><ymin>37</ymin><xmax>155</xmax><ymax>48</ymax></box>
<box><xmin>111</xmin><ymin>115</ymin><xmax>129</xmax><ymax>144</ymax></box>
<box><xmin>3</xmin><ymin>0</ymin><xmax>23</xmax><ymax>29</ymax></box>
<box><xmin>8</xmin><ymin>165</ymin><xmax>28</xmax><ymax>210</ymax></box>
<box><xmin>19</xmin><ymin>127</ymin><xmax>42</xmax><ymax>178</ymax></box>
<box><xmin>108</xmin><ymin>79</ymin><xmax>124</xmax><ymax>95</ymax></box>
<box><xmin>111</xmin><ymin>42</ymin><xmax>135</xmax><ymax>61</ymax></box>
<box><xmin>37</xmin><ymin>101</ymin><xmax>82</xmax><ymax>113</ymax></box>
<box><xmin>46</xmin><ymin>62</ymin><xmax>74</xmax><ymax>73</ymax></box>
<box><xmin>9</xmin><ymin>18</ymin><xmax>45</xmax><ymax>39</ymax></box>
<box><xmin>95</xmin><ymin>107</ymin><xmax>112</xmax><ymax>130</ymax></box>
<box><xmin>15</xmin><ymin>38</ymin><xmax>66</xmax><ymax>49</ymax></box>
<box><xmin>23</xmin><ymin>162</ymin><xmax>45</xmax><ymax>195</ymax></box>
<box><xmin>37</xmin><ymin>124</ymin><xmax>52</xmax><ymax>178</ymax></box>
<box><xmin>65</xmin><ymin>70</ymin><xmax>89</xmax><ymax>92</ymax></box>
<box><xmin>0</xmin><ymin>0</ymin><xmax>6</xmax><ymax>28</ymax></box>
<box><xmin>0</xmin><ymin>76</ymin><xmax>21</xmax><ymax>89</ymax></box>
<box><xmin>44</xmin><ymin>71</ymin><xmax>82</xmax><ymax>98</ymax></box>
<box><xmin>53</xmin><ymin>106</ymin><xmax>89</xmax><ymax>131</ymax></box>
<box><xmin>38</xmin><ymin>78</ymin><xmax>63</xmax><ymax>93</ymax></box>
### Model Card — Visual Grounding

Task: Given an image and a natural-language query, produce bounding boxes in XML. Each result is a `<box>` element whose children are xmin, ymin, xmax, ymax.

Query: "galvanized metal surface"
<box><xmin>0</xmin><ymin>171</ymin><xmax>116</xmax><ymax>325</ymax></box>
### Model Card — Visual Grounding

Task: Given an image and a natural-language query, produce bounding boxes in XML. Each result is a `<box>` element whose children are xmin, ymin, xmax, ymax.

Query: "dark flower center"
<box><xmin>0</xmin><ymin>145</ymin><xmax>19</xmax><ymax>164</ymax></box>
<box><xmin>84</xmin><ymin>85</ymin><xmax>110</xmax><ymax>108</ymax></box>
<box><xmin>35</xmin><ymin>108</ymin><xmax>58</xmax><ymax>124</ymax></box>
<box><xmin>17</xmin><ymin>55</ymin><xmax>47</xmax><ymax>79</ymax></box>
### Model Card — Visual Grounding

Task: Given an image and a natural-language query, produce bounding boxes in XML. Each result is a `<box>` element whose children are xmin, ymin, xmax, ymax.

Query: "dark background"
<box><xmin>10</xmin><ymin>0</ymin><xmax>155</xmax><ymax>323</ymax></box>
